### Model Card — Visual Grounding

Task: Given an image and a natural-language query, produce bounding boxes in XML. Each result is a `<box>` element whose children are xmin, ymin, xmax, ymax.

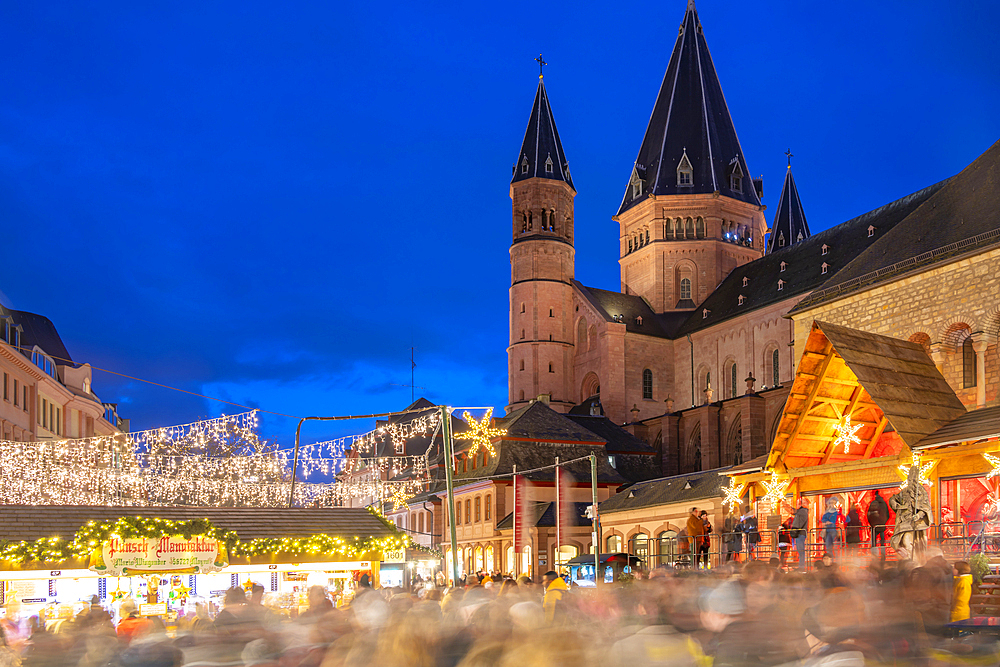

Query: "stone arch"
<box><xmin>695</xmin><ymin>363</ymin><xmax>711</xmax><ymax>403</ymax></box>
<box><xmin>908</xmin><ymin>332</ymin><xmax>932</xmax><ymax>358</ymax></box>
<box><xmin>576</xmin><ymin>317</ymin><xmax>588</xmax><ymax>351</ymax></box>
<box><xmin>941</xmin><ymin>319</ymin><xmax>975</xmax><ymax>350</ymax></box>
<box><xmin>722</xmin><ymin>356</ymin><xmax>738</xmax><ymax>399</ymax></box>
<box><xmin>581</xmin><ymin>372</ymin><xmax>601</xmax><ymax>402</ymax></box>
<box><xmin>761</xmin><ymin>341</ymin><xmax>781</xmax><ymax>388</ymax></box>
<box><xmin>588</xmin><ymin>325</ymin><xmax>598</xmax><ymax>351</ymax></box>
<box><xmin>685</xmin><ymin>422</ymin><xmax>702</xmax><ymax>473</ymax></box>
<box><xmin>984</xmin><ymin>306</ymin><xmax>1000</xmax><ymax>343</ymax></box>
<box><xmin>675</xmin><ymin>259</ymin><xmax>698</xmax><ymax>305</ymax></box>
<box><xmin>696</xmin><ymin>216</ymin><xmax>705</xmax><ymax>238</ymax></box>
<box><xmin>725</xmin><ymin>413</ymin><xmax>743</xmax><ymax>467</ymax></box>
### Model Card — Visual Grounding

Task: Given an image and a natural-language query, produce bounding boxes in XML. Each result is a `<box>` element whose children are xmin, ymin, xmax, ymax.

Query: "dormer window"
<box><xmin>521</xmin><ymin>157</ymin><xmax>529</xmax><ymax>174</ymax></box>
<box><xmin>632</xmin><ymin>178</ymin><xmax>642</xmax><ymax>198</ymax></box>
<box><xmin>702</xmin><ymin>308</ymin><xmax>710</xmax><ymax>319</ymax></box>
<box><xmin>31</xmin><ymin>349</ymin><xmax>56</xmax><ymax>379</ymax></box>
<box><xmin>83</xmin><ymin>378</ymin><xmax>91</xmax><ymax>393</ymax></box>
<box><xmin>780</xmin><ymin>261</ymin><xmax>787</xmax><ymax>272</ymax></box>
<box><xmin>777</xmin><ymin>279</ymin><xmax>785</xmax><ymax>291</ymax></box>
<box><xmin>822</xmin><ymin>244</ymin><xmax>829</xmax><ymax>255</ymax></box>
<box><xmin>742</xmin><ymin>276</ymin><xmax>749</xmax><ymax>287</ymax></box>
<box><xmin>738</xmin><ymin>295</ymin><xmax>745</xmax><ymax>306</ymax></box>
<box><xmin>729</xmin><ymin>161</ymin><xmax>744</xmax><ymax>193</ymax></box>
<box><xmin>778</xmin><ymin>232</ymin><xmax>785</xmax><ymax>247</ymax></box>
<box><xmin>677</xmin><ymin>150</ymin><xmax>693</xmax><ymax>187</ymax></box>
<box><xmin>635</xmin><ymin>316</ymin><xmax>643</xmax><ymax>326</ymax></box>
<box><xmin>821</xmin><ymin>262</ymin><xmax>829</xmax><ymax>275</ymax></box>
<box><xmin>544</xmin><ymin>156</ymin><xmax>554</xmax><ymax>173</ymax></box>
<box><xmin>868</xmin><ymin>225</ymin><xmax>876</xmax><ymax>237</ymax></box>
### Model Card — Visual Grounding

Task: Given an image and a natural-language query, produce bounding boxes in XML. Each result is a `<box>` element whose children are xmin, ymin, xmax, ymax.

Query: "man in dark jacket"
<box><xmin>867</xmin><ymin>491</ymin><xmax>890</xmax><ymax>558</ymax></box>
<box><xmin>791</xmin><ymin>497</ymin><xmax>809</xmax><ymax>571</ymax></box>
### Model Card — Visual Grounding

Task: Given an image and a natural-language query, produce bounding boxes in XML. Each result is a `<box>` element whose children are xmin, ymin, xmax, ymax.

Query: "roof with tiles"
<box><xmin>599</xmin><ymin>468</ymin><xmax>730</xmax><ymax>514</ymax></box>
<box><xmin>511</xmin><ymin>77</ymin><xmax>574</xmax><ymax>190</ymax></box>
<box><xmin>575</xmin><ymin>282</ymin><xmax>688</xmax><ymax>339</ymax></box>
<box><xmin>767</xmin><ymin>165</ymin><xmax>811</xmax><ymax>254</ymax></box>
<box><xmin>792</xmin><ymin>139</ymin><xmax>1000</xmax><ymax>313</ymax></box>
<box><xmin>3</xmin><ymin>308</ymin><xmax>77</xmax><ymax>368</ymax></box>
<box><xmin>912</xmin><ymin>405</ymin><xmax>1000</xmax><ymax>450</ymax></box>
<box><xmin>564</xmin><ymin>414</ymin><xmax>656</xmax><ymax>455</ymax></box>
<box><xmin>495</xmin><ymin>501</ymin><xmax>590</xmax><ymax>530</ymax></box>
<box><xmin>674</xmin><ymin>177</ymin><xmax>948</xmax><ymax>336</ymax></box>
<box><xmin>618</xmin><ymin>0</ymin><xmax>759</xmax><ymax>215</ymax></box>
<box><xmin>0</xmin><ymin>506</ymin><xmax>397</xmax><ymax>543</ymax></box>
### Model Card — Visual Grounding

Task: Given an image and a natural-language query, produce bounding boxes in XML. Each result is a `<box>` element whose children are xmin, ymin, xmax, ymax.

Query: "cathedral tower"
<box><xmin>767</xmin><ymin>157</ymin><xmax>811</xmax><ymax>253</ymax></box>
<box><xmin>507</xmin><ymin>74</ymin><xmax>576</xmax><ymax>414</ymax></box>
<box><xmin>615</xmin><ymin>0</ymin><xmax>767</xmax><ymax>312</ymax></box>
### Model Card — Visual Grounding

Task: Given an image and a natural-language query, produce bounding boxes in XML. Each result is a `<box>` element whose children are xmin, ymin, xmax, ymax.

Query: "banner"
<box><xmin>89</xmin><ymin>536</ymin><xmax>229</xmax><ymax>577</ymax></box>
<box><xmin>557</xmin><ymin>466</ymin><xmax>576</xmax><ymax>549</ymax></box>
<box><xmin>513</xmin><ymin>474</ymin><xmax>532</xmax><ymax>574</ymax></box>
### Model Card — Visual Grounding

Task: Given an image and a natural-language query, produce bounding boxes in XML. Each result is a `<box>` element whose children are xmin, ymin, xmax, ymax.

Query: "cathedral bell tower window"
<box><xmin>521</xmin><ymin>157</ymin><xmax>529</xmax><ymax>174</ymax></box>
<box><xmin>544</xmin><ymin>156</ymin><xmax>554</xmax><ymax>173</ymax></box>
<box><xmin>677</xmin><ymin>150</ymin><xmax>693</xmax><ymax>187</ymax></box>
<box><xmin>729</xmin><ymin>162</ymin><xmax>744</xmax><ymax>193</ymax></box>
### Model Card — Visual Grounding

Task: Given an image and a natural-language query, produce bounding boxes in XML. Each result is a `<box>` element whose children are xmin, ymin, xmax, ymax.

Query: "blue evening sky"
<box><xmin>1</xmin><ymin>1</ymin><xmax>997</xmax><ymax>446</ymax></box>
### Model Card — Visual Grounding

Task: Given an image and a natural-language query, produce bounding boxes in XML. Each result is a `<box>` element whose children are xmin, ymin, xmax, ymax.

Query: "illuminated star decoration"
<box><xmin>833</xmin><ymin>415</ymin><xmax>863</xmax><ymax>454</ymax></box>
<box><xmin>457</xmin><ymin>408</ymin><xmax>506</xmax><ymax>458</ymax></box>
<box><xmin>898</xmin><ymin>453</ymin><xmax>934</xmax><ymax>489</ymax></box>
<box><xmin>762</xmin><ymin>471</ymin><xmax>789</xmax><ymax>505</ymax></box>
<box><xmin>388</xmin><ymin>484</ymin><xmax>410</xmax><ymax>512</ymax></box>
<box><xmin>983</xmin><ymin>452</ymin><xmax>1000</xmax><ymax>479</ymax></box>
<box><xmin>723</xmin><ymin>478</ymin><xmax>746</xmax><ymax>513</ymax></box>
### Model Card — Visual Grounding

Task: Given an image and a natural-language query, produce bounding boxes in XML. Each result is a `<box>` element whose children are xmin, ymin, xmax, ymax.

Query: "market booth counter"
<box><xmin>0</xmin><ymin>505</ymin><xmax>408</xmax><ymax>628</ymax></box>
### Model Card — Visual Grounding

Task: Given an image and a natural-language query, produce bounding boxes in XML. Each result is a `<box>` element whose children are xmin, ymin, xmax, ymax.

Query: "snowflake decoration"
<box><xmin>984</xmin><ymin>452</ymin><xmax>1000</xmax><ymax>479</ymax></box>
<box><xmin>833</xmin><ymin>415</ymin><xmax>863</xmax><ymax>454</ymax></box>
<box><xmin>387</xmin><ymin>484</ymin><xmax>410</xmax><ymax>512</ymax></box>
<box><xmin>457</xmin><ymin>408</ymin><xmax>506</xmax><ymax>458</ymax></box>
<box><xmin>762</xmin><ymin>471</ymin><xmax>789</xmax><ymax>505</ymax></box>
<box><xmin>722</xmin><ymin>478</ymin><xmax>746</xmax><ymax>512</ymax></box>
<box><xmin>897</xmin><ymin>453</ymin><xmax>934</xmax><ymax>488</ymax></box>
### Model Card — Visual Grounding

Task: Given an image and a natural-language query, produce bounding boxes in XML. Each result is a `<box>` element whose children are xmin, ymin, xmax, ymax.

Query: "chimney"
<box><xmin>537</xmin><ymin>394</ymin><xmax>550</xmax><ymax>405</ymax></box>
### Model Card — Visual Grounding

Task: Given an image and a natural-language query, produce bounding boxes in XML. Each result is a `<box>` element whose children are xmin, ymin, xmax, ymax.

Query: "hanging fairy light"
<box><xmin>762</xmin><ymin>471</ymin><xmax>789</xmax><ymax>505</ymax></box>
<box><xmin>722</xmin><ymin>478</ymin><xmax>746</xmax><ymax>512</ymax></box>
<box><xmin>457</xmin><ymin>408</ymin><xmax>505</xmax><ymax>457</ymax></box>
<box><xmin>898</xmin><ymin>452</ymin><xmax>934</xmax><ymax>489</ymax></box>
<box><xmin>833</xmin><ymin>414</ymin><xmax>863</xmax><ymax>454</ymax></box>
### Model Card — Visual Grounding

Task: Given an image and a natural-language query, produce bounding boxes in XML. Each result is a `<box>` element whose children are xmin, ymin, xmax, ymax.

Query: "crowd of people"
<box><xmin>0</xmin><ymin>549</ymin><xmax>992</xmax><ymax>667</ymax></box>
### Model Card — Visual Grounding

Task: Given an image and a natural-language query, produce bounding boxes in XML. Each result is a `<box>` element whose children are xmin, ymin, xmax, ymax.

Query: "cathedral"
<box><xmin>506</xmin><ymin>0</ymin><xmax>1000</xmax><ymax>477</ymax></box>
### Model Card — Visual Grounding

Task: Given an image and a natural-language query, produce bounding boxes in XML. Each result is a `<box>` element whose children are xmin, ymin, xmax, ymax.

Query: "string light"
<box><xmin>898</xmin><ymin>452</ymin><xmax>934</xmax><ymax>489</ymax></box>
<box><xmin>833</xmin><ymin>415</ymin><xmax>863</xmax><ymax>454</ymax></box>
<box><xmin>457</xmin><ymin>408</ymin><xmax>505</xmax><ymax>457</ymax></box>
<box><xmin>722</xmin><ymin>478</ymin><xmax>745</xmax><ymax>512</ymax></box>
<box><xmin>762</xmin><ymin>471</ymin><xmax>789</xmax><ymax>505</ymax></box>
<box><xmin>983</xmin><ymin>453</ymin><xmax>1000</xmax><ymax>479</ymax></box>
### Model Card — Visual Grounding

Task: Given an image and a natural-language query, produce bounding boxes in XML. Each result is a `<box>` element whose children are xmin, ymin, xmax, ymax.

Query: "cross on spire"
<box><xmin>785</xmin><ymin>148</ymin><xmax>794</xmax><ymax>168</ymax></box>
<box><xmin>535</xmin><ymin>54</ymin><xmax>547</xmax><ymax>79</ymax></box>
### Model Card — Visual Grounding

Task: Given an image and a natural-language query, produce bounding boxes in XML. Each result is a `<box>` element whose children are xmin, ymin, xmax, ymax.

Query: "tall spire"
<box><xmin>511</xmin><ymin>72</ymin><xmax>574</xmax><ymax>191</ymax></box>
<box><xmin>618</xmin><ymin>2</ymin><xmax>758</xmax><ymax>214</ymax></box>
<box><xmin>767</xmin><ymin>157</ymin><xmax>810</xmax><ymax>253</ymax></box>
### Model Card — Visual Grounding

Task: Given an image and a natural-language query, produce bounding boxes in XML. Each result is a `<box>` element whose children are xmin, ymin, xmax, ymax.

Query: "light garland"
<box><xmin>457</xmin><ymin>408</ymin><xmax>505</xmax><ymax>458</ymax></box>
<box><xmin>833</xmin><ymin>415</ymin><xmax>863</xmax><ymax>454</ymax></box>
<box><xmin>897</xmin><ymin>452</ymin><xmax>934</xmax><ymax>489</ymax></box>
<box><xmin>722</xmin><ymin>478</ymin><xmax>746</xmax><ymax>513</ymax></box>
<box><xmin>983</xmin><ymin>452</ymin><xmax>1000</xmax><ymax>479</ymax></box>
<box><xmin>762</xmin><ymin>471</ymin><xmax>790</xmax><ymax>505</ymax></box>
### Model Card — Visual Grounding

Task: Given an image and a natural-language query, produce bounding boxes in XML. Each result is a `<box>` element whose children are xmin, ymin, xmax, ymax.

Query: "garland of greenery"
<box><xmin>0</xmin><ymin>514</ymin><xmax>409</xmax><ymax>565</ymax></box>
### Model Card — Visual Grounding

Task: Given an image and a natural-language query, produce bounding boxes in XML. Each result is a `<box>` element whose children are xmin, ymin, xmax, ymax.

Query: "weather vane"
<box><xmin>785</xmin><ymin>148</ymin><xmax>793</xmax><ymax>167</ymax></box>
<box><xmin>535</xmin><ymin>54</ymin><xmax>547</xmax><ymax>79</ymax></box>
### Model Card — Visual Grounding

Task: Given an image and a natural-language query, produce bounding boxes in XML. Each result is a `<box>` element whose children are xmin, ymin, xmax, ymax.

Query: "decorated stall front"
<box><xmin>0</xmin><ymin>506</ymin><xmax>409</xmax><ymax>627</ymax></box>
<box><xmin>724</xmin><ymin>321</ymin><xmax>968</xmax><ymax>565</ymax></box>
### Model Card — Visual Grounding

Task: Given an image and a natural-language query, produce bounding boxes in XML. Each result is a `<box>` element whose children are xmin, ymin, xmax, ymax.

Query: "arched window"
<box><xmin>455</xmin><ymin>501</ymin><xmax>462</xmax><ymax>525</ymax></box>
<box><xmin>550</xmin><ymin>210</ymin><xmax>556</xmax><ymax>233</ymax></box>
<box><xmin>645</xmin><ymin>229</ymin><xmax>650</xmax><ymax>244</ymax></box>
<box><xmin>548</xmin><ymin>362</ymin><xmax>554</xmax><ymax>373</ymax></box>
<box><xmin>577</xmin><ymin>318</ymin><xmax>588</xmax><ymax>350</ymax></box>
<box><xmin>628</xmin><ymin>237</ymin><xmax>633</xmax><ymax>253</ymax></box>
<box><xmin>465</xmin><ymin>499</ymin><xmax>471</xmax><ymax>525</ymax></box>
<box><xmin>685</xmin><ymin>217</ymin><xmax>694</xmax><ymax>238</ymax></box>
<box><xmin>607</xmin><ymin>534</ymin><xmax>623</xmax><ymax>552</ymax></box>
<box><xmin>541</xmin><ymin>209</ymin><xmax>547</xmax><ymax>230</ymax></box>
<box><xmin>485</xmin><ymin>495</ymin><xmax>492</xmax><ymax>521</ymax></box>
<box><xmin>474</xmin><ymin>496</ymin><xmax>481</xmax><ymax>522</ymax></box>
<box><xmin>772</xmin><ymin>349</ymin><xmax>780</xmax><ymax>387</ymax></box>
<box><xmin>632</xmin><ymin>533</ymin><xmax>649</xmax><ymax>558</ymax></box>
<box><xmin>696</xmin><ymin>217</ymin><xmax>705</xmax><ymax>238</ymax></box>
<box><xmin>731</xmin><ymin>362</ymin><xmax>738</xmax><ymax>399</ymax></box>
<box><xmin>963</xmin><ymin>337</ymin><xmax>977</xmax><ymax>388</ymax></box>
<box><xmin>522</xmin><ymin>213</ymin><xmax>527</xmax><ymax>232</ymax></box>
<box><xmin>519</xmin><ymin>389</ymin><xmax>525</xmax><ymax>401</ymax></box>
<box><xmin>528</xmin><ymin>211</ymin><xmax>533</xmax><ymax>230</ymax></box>
<box><xmin>673</xmin><ymin>218</ymin><xmax>681</xmax><ymax>239</ymax></box>
<box><xmin>642</xmin><ymin>369</ymin><xmax>653</xmax><ymax>399</ymax></box>
<box><xmin>680</xmin><ymin>278</ymin><xmax>692</xmax><ymax>300</ymax></box>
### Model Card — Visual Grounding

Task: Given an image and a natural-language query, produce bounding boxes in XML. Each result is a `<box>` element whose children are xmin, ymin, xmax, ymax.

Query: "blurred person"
<box><xmin>686</xmin><ymin>507</ymin><xmax>705</xmax><ymax>567</ymax></box>
<box><xmin>700</xmin><ymin>510</ymin><xmax>713</xmax><ymax>568</ymax></box>
<box><xmin>800</xmin><ymin>588</ymin><xmax>874</xmax><ymax>666</ymax></box>
<box><xmin>115</xmin><ymin>600</ymin><xmax>150</xmax><ymax>645</ymax></box>
<box><xmin>723</xmin><ymin>511</ymin><xmax>741</xmax><ymax>562</ymax></box>
<box><xmin>299</xmin><ymin>585</ymin><xmax>334</xmax><ymax>623</ymax></box>
<box><xmin>246</xmin><ymin>583</ymin><xmax>279</xmax><ymax>629</ymax></box>
<box><xmin>0</xmin><ymin>626</ymin><xmax>18</xmax><ymax>667</ymax></box>
<box><xmin>950</xmin><ymin>561</ymin><xmax>972</xmax><ymax>622</ymax></box>
<box><xmin>822</xmin><ymin>497</ymin><xmax>839</xmax><ymax>556</ymax></box>
<box><xmin>792</xmin><ymin>497</ymin><xmax>810</xmax><ymax>571</ymax></box>
<box><xmin>778</xmin><ymin>516</ymin><xmax>793</xmax><ymax>566</ymax></box>
<box><xmin>867</xmin><ymin>490</ymin><xmax>889</xmax><ymax>558</ymax></box>
<box><xmin>739</xmin><ymin>505</ymin><xmax>760</xmax><ymax>561</ymax></box>
<box><xmin>541</xmin><ymin>571</ymin><xmax>569</xmax><ymax>624</ymax></box>
<box><xmin>845</xmin><ymin>504</ymin><xmax>862</xmax><ymax>551</ymax></box>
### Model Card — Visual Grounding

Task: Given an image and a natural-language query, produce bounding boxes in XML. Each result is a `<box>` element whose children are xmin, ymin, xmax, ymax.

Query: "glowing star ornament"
<box><xmin>897</xmin><ymin>453</ymin><xmax>934</xmax><ymax>489</ymax></box>
<box><xmin>722</xmin><ymin>479</ymin><xmax>746</xmax><ymax>513</ymax></box>
<box><xmin>762</xmin><ymin>471</ymin><xmax>790</xmax><ymax>505</ymax></box>
<box><xmin>457</xmin><ymin>408</ymin><xmax>506</xmax><ymax>458</ymax></box>
<box><xmin>388</xmin><ymin>484</ymin><xmax>411</xmax><ymax>511</ymax></box>
<box><xmin>833</xmin><ymin>415</ymin><xmax>863</xmax><ymax>454</ymax></box>
<box><xmin>983</xmin><ymin>452</ymin><xmax>1000</xmax><ymax>479</ymax></box>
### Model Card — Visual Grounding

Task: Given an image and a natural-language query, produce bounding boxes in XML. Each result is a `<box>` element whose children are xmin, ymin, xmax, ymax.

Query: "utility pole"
<box><xmin>440</xmin><ymin>405</ymin><xmax>460</xmax><ymax>586</ymax></box>
<box><xmin>590</xmin><ymin>454</ymin><xmax>601</xmax><ymax>585</ymax></box>
<box><xmin>555</xmin><ymin>456</ymin><xmax>560</xmax><ymax>572</ymax></box>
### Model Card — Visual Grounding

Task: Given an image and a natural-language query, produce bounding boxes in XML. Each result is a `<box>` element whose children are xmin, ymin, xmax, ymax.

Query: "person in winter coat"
<box><xmin>951</xmin><ymin>561</ymin><xmax>973</xmax><ymax>622</ymax></box>
<box><xmin>791</xmin><ymin>497</ymin><xmax>809</xmax><ymax>571</ymax></box>
<box><xmin>821</xmin><ymin>498</ymin><xmax>839</xmax><ymax>556</ymax></box>
<box><xmin>723</xmin><ymin>513</ymin><xmax>741</xmax><ymax>562</ymax></box>
<box><xmin>867</xmin><ymin>490</ymin><xmax>890</xmax><ymax>557</ymax></box>
<box><xmin>687</xmin><ymin>507</ymin><xmax>706</xmax><ymax>566</ymax></box>
<box><xmin>700</xmin><ymin>510</ymin><xmax>713</xmax><ymax>568</ymax></box>
<box><xmin>845</xmin><ymin>504</ymin><xmax>862</xmax><ymax>549</ymax></box>
<box><xmin>542</xmin><ymin>571</ymin><xmax>569</xmax><ymax>624</ymax></box>
<box><xmin>739</xmin><ymin>505</ymin><xmax>760</xmax><ymax>560</ymax></box>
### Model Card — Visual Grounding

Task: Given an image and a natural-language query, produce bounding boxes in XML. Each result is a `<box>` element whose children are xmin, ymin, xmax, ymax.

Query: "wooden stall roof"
<box><xmin>0</xmin><ymin>506</ymin><xmax>397</xmax><ymax>543</ymax></box>
<box><xmin>912</xmin><ymin>405</ymin><xmax>1000</xmax><ymax>450</ymax></box>
<box><xmin>768</xmin><ymin>321</ymin><xmax>966</xmax><ymax>471</ymax></box>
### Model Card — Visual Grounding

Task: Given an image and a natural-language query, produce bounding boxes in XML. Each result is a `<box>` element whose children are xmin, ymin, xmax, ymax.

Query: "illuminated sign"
<box><xmin>89</xmin><ymin>536</ymin><xmax>228</xmax><ymax>576</ymax></box>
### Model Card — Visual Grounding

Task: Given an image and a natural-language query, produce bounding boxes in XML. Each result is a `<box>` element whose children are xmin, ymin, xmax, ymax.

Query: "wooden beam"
<box><xmin>821</xmin><ymin>386</ymin><xmax>864</xmax><ymax>464</ymax></box>
<box><xmin>799</xmin><ymin>415</ymin><xmax>879</xmax><ymax>426</ymax></box>
<box><xmin>776</xmin><ymin>343</ymin><xmax>835</xmax><ymax>467</ymax></box>
<box><xmin>862</xmin><ymin>417</ymin><xmax>889</xmax><ymax>458</ymax></box>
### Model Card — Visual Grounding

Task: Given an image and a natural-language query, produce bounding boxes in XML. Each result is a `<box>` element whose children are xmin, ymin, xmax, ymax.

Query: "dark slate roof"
<box><xmin>511</xmin><ymin>77</ymin><xmax>574</xmax><ymax>190</ymax></box>
<box><xmin>675</xmin><ymin>178</ymin><xmax>947</xmax><ymax>336</ymax></box>
<box><xmin>5</xmin><ymin>309</ymin><xmax>76</xmax><ymax>367</ymax></box>
<box><xmin>793</xmin><ymin>139</ymin><xmax>1000</xmax><ymax>312</ymax></box>
<box><xmin>497</xmin><ymin>400</ymin><xmax>604</xmax><ymax>443</ymax></box>
<box><xmin>0</xmin><ymin>506</ymin><xmax>397</xmax><ymax>543</ymax></box>
<box><xmin>723</xmin><ymin>454</ymin><xmax>768</xmax><ymax>475</ymax></box>
<box><xmin>599</xmin><ymin>468</ymin><xmax>730</xmax><ymax>514</ymax></box>
<box><xmin>612</xmin><ymin>454</ymin><xmax>664</xmax><ymax>484</ymax></box>
<box><xmin>496</xmin><ymin>501</ymin><xmax>590</xmax><ymax>530</ymax></box>
<box><xmin>575</xmin><ymin>282</ymin><xmax>688</xmax><ymax>338</ymax></box>
<box><xmin>565</xmin><ymin>415</ymin><xmax>656</xmax><ymax>454</ymax></box>
<box><xmin>767</xmin><ymin>166</ymin><xmax>810</xmax><ymax>253</ymax></box>
<box><xmin>912</xmin><ymin>406</ymin><xmax>1000</xmax><ymax>450</ymax></box>
<box><xmin>618</xmin><ymin>1</ymin><xmax>759</xmax><ymax>215</ymax></box>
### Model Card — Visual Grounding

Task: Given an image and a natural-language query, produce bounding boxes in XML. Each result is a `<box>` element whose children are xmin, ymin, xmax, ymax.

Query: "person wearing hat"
<box><xmin>687</xmin><ymin>507</ymin><xmax>706</xmax><ymax>568</ymax></box>
<box><xmin>116</xmin><ymin>600</ymin><xmax>150</xmax><ymax>645</ymax></box>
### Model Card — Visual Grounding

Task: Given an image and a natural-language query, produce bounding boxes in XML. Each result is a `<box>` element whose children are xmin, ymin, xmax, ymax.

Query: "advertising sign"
<box><xmin>89</xmin><ymin>536</ymin><xmax>228</xmax><ymax>576</ymax></box>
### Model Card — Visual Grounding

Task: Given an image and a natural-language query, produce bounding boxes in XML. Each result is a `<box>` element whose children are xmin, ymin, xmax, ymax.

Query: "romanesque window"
<box><xmin>541</xmin><ymin>209</ymin><xmax>548</xmax><ymax>230</ymax></box>
<box><xmin>519</xmin><ymin>359</ymin><xmax>524</xmax><ymax>371</ymax></box>
<box><xmin>677</xmin><ymin>151</ymin><xmax>693</xmax><ymax>186</ymax></box>
<box><xmin>685</xmin><ymin>218</ymin><xmax>694</xmax><ymax>238</ymax></box>
<box><xmin>628</xmin><ymin>237</ymin><xmax>633</xmax><ymax>253</ymax></box>
<box><xmin>465</xmin><ymin>499</ymin><xmax>471</xmax><ymax>524</ymax></box>
<box><xmin>731</xmin><ymin>362</ymin><xmax>738</xmax><ymax>399</ymax></box>
<box><xmin>485</xmin><ymin>495</ymin><xmax>492</xmax><ymax>521</ymax></box>
<box><xmin>727</xmin><ymin>417</ymin><xmax>743</xmax><ymax>467</ymax></box>
<box><xmin>772</xmin><ymin>349</ymin><xmax>780</xmax><ymax>387</ymax></box>
<box><xmin>607</xmin><ymin>534</ymin><xmax>623</xmax><ymax>552</ymax></box>
<box><xmin>680</xmin><ymin>278</ymin><xmax>692</xmax><ymax>300</ymax></box>
<box><xmin>549</xmin><ymin>308</ymin><xmax>554</xmax><ymax>317</ymax></box>
<box><xmin>522</xmin><ymin>213</ymin><xmax>528</xmax><ymax>232</ymax></box>
<box><xmin>548</xmin><ymin>362</ymin><xmax>554</xmax><ymax>373</ymax></box>
<box><xmin>456</xmin><ymin>501</ymin><xmax>462</xmax><ymax>525</ymax></box>
<box><xmin>550</xmin><ymin>210</ymin><xmax>556</xmax><ymax>233</ymax></box>
<box><xmin>528</xmin><ymin>211</ymin><xmax>533</xmax><ymax>230</ymax></box>
<box><xmin>963</xmin><ymin>337</ymin><xmax>977</xmax><ymax>388</ymax></box>
<box><xmin>577</xmin><ymin>319</ymin><xmax>588</xmax><ymax>350</ymax></box>
<box><xmin>696</xmin><ymin>217</ymin><xmax>705</xmax><ymax>238</ymax></box>
<box><xmin>475</xmin><ymin>496</ymin><xmax>481</xmax><ymax>522</ymax></box>
<box><xmin>642</xmin><ymin>369</ymin><xmax>653</xmax><ymax>399</ymax></box>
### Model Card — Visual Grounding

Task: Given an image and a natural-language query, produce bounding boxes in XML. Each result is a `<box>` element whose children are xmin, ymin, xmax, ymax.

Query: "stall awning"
<box><xmin>566</xmin><ymin>553</ymin><xmax>643</xmax><ymax>566</ymax></box>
